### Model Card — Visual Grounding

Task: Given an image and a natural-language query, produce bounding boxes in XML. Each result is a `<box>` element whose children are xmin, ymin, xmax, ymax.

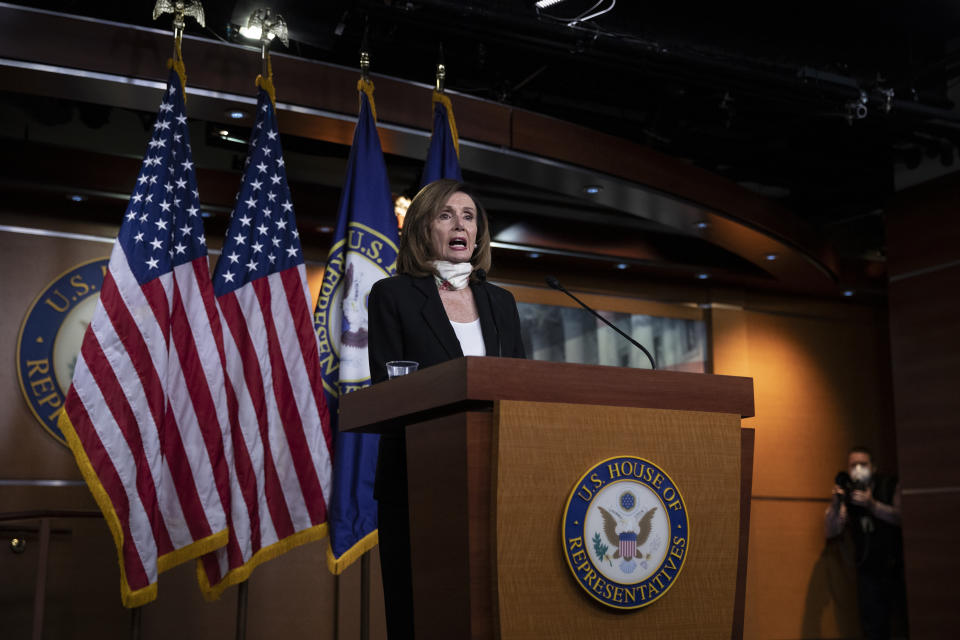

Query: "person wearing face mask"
<box><xmin>367</xmin><ymin>178</ymin><xmax>525</xmax><ymax>638</ymax></box>
<box><xmin>825</xmin><ymin>447</ymin><xmax>908</xmax><ymax>640</ymax></box>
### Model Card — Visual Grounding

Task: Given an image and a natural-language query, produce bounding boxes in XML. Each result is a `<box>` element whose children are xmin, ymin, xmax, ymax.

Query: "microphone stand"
<box><xmin>546</xmin><ymin>276</ymin><xmax>657</xmax><ymax>370</ymax></box>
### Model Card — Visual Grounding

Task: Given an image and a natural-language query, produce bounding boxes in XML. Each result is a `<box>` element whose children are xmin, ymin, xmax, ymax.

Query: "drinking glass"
<box><xmin>386</xmin><ymin>360</ymin><xmax>419</xmax><ymax>379</ymax></box>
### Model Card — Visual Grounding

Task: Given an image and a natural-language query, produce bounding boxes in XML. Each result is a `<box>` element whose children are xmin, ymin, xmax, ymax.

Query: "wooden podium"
<box><xmin>340</xmin><ymin>357</ymin><xmax>755</xmax><ymax>640</ymax></box>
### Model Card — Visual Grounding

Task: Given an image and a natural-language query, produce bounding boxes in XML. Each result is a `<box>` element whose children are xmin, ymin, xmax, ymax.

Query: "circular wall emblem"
<box><xmin>314</xmin><ymin>221</ymin><xmax>397</xmax><ymax>397</ymax></box>
<box><xmin>16</xmin><ymin>258</ymin><xmax>109</xmax><ymax>445</ymax></box>
<box><xmin>562</xmin><ymin>456</ymin><xmax>689</xmax><ymax>610</ymax></box>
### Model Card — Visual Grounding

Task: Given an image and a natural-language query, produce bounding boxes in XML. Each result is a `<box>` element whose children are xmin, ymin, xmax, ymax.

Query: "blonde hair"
<box><xmin>397</xmin><ymin>179</ymin><xmax>492</xmax><ymax>278</ymax></box>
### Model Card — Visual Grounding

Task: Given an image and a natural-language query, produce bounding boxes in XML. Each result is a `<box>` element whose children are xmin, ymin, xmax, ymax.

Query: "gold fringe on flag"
<box><xmin>325</xmin><ymin>530</ymin><xmax>380</xmax><ymax>575</ymax></box>
<box><xmin>256</xmin><ymin>52</ymin><xmax>278</xmax><ymax>108</ymax></box>
<box><xmin>167</xmin><ymin>38</ymin><xmax>188</xmax><ymax>96</ymax></box>
<box><xmin>358</xmin><ymin>77</ymin><xmax>378</xmax><ymax>122</ymax></box>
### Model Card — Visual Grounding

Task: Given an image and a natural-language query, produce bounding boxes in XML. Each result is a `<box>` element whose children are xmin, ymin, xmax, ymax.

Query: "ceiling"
<box><xmin>5</xmin><ymin>0</ymin><xmax>960</xmax><ymax>297</ymax></box>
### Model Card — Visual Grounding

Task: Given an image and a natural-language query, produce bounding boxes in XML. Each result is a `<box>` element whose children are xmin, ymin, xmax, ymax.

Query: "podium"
<box><xmin>340</xmin><ymin>357</ymin><xmax>755</xmax><ymax>639</ymax></box>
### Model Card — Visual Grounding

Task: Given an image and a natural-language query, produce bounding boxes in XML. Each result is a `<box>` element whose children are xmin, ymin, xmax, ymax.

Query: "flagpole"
<box><xmin>129</xmin><ymin>606</ymin><xmax>142</xmax><ymax>640</ymax></box>
<box><xmin>333</xmin><ymin>565</ymin><xmax>341</xmax><ymax>639</ymax></box>
<box><xmin>357</xmin><ymin>34</ymin><xmax>373</xmax><ymax>640</ymax></box>
<box><xmin>435</xmin><ymin>43</ymin><xmax>446</xmax><ymax>93</ymax></box>
<box><xmin>361</xmin><ymin>554</ymin><xmax>371</xmax><ymax>640</ymax></box>
<box><xmin>235</xmin><ymin>581</ymin><xmax>249</xmax><ymax>640</ymax></box>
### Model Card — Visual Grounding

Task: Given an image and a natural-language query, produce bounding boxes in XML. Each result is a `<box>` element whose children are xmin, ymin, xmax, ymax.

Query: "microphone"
<box><xmin>545</xmin><ymin>275</ymin><xmax>657</xmax><ymax>370</ymax></box>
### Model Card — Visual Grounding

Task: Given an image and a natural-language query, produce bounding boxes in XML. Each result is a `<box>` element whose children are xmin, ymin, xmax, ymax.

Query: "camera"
<box><xmin>835</xmin><ymin>471</ymin><xmax>868</xmax><ymax>505</ymax></box>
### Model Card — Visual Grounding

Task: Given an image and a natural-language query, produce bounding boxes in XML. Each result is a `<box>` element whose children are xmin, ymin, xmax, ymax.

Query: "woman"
<box><xmin>367</xmin><ymin>179</ymin><xmax>525</xmax><ymax>638</ymax></box>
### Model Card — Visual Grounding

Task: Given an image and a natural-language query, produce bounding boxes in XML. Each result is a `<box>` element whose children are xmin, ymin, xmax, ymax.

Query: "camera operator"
<box><xmin>825</xmin><ymin>446</ymin><xmax>907</xmax><ymax>640</ymax></box>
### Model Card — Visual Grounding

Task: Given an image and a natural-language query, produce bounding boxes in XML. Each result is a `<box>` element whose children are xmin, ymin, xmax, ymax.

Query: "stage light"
<box><xmin>238</xmin><ymin>24</ymin><xmax>262</xmax><ymax>40</ymax></box>
<box><xmin>394</xmin><ymin>196</ymin><xmax>411</xmax><ymax>228</ymax></box>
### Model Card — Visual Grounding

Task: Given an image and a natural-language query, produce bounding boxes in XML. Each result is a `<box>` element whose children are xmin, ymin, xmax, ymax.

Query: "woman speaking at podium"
<box><xmin>367</xmin><ymin>178</ymin><xmax>525</xmax><ymax>637</ymax></box>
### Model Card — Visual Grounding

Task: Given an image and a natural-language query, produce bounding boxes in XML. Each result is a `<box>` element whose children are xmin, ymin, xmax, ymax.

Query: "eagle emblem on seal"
<box><xmin>597</xmin><ymin>504</ymin><xmax>657</xmax><ymax>573</ymax></box>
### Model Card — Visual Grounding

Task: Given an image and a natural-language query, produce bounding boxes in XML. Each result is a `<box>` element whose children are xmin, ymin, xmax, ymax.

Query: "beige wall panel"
<box><xmin>711</xmin><ymin>301</ymin><xmax>892</xmax><ymax>640</ymax></box>
<box><xmin>717</xmin><ymin>308</ymin><xmax>890</xmax><ymax>498</ymax></box>
<box><xmin>711</xmin><ymin>306</ymin><xmax>751</xmax><ymax>378</ymax></box>
<box><xmin>743</xmin><ymin>499</ymin><xmax>860</xmax><ymax>640</ymax></box>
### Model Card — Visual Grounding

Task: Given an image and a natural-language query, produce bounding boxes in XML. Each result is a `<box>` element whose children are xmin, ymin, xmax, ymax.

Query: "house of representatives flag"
<box><xmin>57</xmin><ymin>67</ymin><xmax>232</xmax><ymax>608</ymax></box>
<box><xmin>315</xmin><ymin>78</ymin><xmax>399</xmax><ymax>573</ymax></box>
<box><xmin>200</xmin><ymin>79</ymin><xmax>333</xmax><ymax>599</ymax></box>
<box><xmin>420</xmin><ymin>90</ymin><xmax>462</xmax><ymax>186</ymax></box>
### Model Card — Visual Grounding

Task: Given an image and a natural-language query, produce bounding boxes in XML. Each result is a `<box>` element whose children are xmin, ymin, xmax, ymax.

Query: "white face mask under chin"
<box><xmin>850</xmin><ymin>464</ymin><xmax>872</xmax><ymax>484</ymax></box>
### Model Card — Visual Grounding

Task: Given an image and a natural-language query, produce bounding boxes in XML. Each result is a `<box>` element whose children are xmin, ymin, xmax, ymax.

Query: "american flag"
<box><xmin>58</xmin><ymin>68</ymin><xmax>232</xmax><ymax>608</ymax></box>
<box><xmin>200</xmin><ymin>86</ymin><xmax>333</xmax><ymax>598</ymax></box>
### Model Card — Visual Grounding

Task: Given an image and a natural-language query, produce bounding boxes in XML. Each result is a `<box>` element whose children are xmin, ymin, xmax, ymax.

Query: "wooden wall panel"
<box><xmin>885</xmin><ymin>172</ymin><xmax>960</xmax><ymax>277</ymax></box>
<box><xmin>886</xmin><ymin>174</ymin><xmax>960</xmax><ymax>638</ymax></box>
<box><xmin>888</xmin><ymin>265</ymin><xmax>960</xmax><ymax>488</ymax></box>
<box><xmin>0</xmin><ymin>516</ymin><xmax>136</xmax><ymax>637</ymax></box>
<box><xmin>899</xmin><ymin>492</ymin><xmax>960</xmax><ymax>638</ymax></box>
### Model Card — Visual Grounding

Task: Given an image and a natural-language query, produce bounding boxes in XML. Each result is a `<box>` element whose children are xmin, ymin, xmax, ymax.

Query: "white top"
<box><xmin>450</xmin><ymin>318</ymin><xmax>486</xmax><ymax>356</ymax></box>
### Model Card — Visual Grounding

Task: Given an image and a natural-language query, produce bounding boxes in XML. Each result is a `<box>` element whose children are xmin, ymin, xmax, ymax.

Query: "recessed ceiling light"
<box><xmin>225</xmin><ymin>109</ymin><xmax>247</xmax><ymax>120</ymax></box>
<box><xmin>615</xmin><ymin>263</ymin><xmax>629</xmax><ymax>270</ymax></box>
<box><xmin>696</xmin><ymin>272</ymin><xmax>710</xmax><ymax>280</ymax></box>
<box><xmin>528</xmin><ymin>252</ymin><xmax>541</xmax><ymax>259</ymax></box>
<box><xmin>695</xmin><ymin>221</ymin><xmax>709</xmax><ymax>230</ymax></box>
<box><xmin>583</xmin><ymin>185</ymin><xmax>602</xmax><ymax>195</ymax></box>
<box><xmin>318</xmin><ymin>226</ymin><xmax>333</xmax><ymax>233</ymax></box>
<box><xmin>201</xmin><ymin>211</ymin><xmax>212</xmax><ymax>218</ymax></box>
<box><xmin>68</xmin><ymin>194</ymin><xmax>86</xmax><ymax>202</ymax></box>
<box><xmin>842</xmin><ymin>290</ymin><xmax>855</xmax><ymax>297</ymax></box>
<box><xmin>764</xmin><ymin>253</ymin><xmax>777</xmax><ymax>261</ymax></box>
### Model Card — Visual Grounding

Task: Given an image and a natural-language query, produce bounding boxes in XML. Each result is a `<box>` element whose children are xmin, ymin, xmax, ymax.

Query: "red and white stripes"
<box><xmin>199</xmin><ymin>264</ymin><xmax>332</xmax><ymax>598</ymax></box>
<box><xmin>60</xmin><ymin>245</ymin><xmax>231</xmax><ymax>606</ymax></box>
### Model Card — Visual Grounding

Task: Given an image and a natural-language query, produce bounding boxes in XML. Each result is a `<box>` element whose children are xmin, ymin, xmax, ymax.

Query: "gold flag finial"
<box><xmin>152</xmin><ymin>0</ymin><xmax>205</xmax><ymax>45</ymax></box>
<box><xmin>152</xmin><ymin>0</ymin><xmax>205</xmax><ymax>90</ymax></box>
<box><xmin>246</xmin><ymin>8</ymin><xmax>289</xmax><ymax>107</ymax></box>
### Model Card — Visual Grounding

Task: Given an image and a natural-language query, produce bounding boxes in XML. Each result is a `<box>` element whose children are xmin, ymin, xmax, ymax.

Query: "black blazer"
<box><xmin>367</xmin><ymin>273</ymin><xmax>525</xmax><ymax>503</ymax></box>
<box><xmin>366</xmin><ymin>273</ymin><xmax>526</xmax><ymax>384</ymax></box>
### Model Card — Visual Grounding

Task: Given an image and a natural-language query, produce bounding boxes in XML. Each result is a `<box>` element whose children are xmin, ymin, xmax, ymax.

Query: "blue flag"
<box><xmin>315</xmin><ymin>79</ymin><xmax>399</xmax><ymax>573</ymax></box>
<box><xmin>421</xmin><ymin>91</ymin><xmax>462</xmax><ymax>186</ymax></box>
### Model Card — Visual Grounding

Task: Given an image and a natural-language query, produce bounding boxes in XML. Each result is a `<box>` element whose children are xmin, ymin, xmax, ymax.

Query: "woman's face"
<box><xmin>429</xmin><ymin>191</ymin><xmax>478</xmax><ymax>264</ymax></box>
